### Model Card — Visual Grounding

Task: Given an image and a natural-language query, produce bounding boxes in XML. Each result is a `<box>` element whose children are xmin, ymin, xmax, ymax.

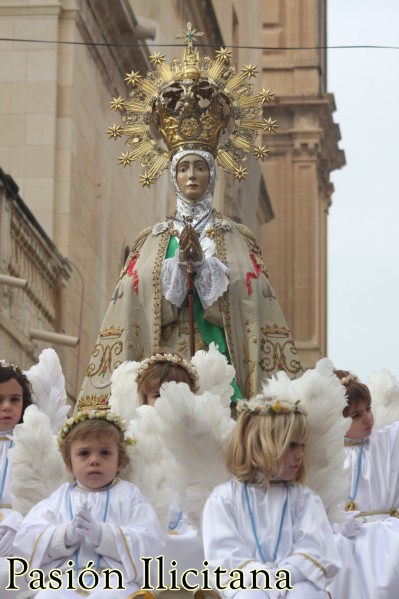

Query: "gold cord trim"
<box><xmin>356</xmin><ymin>508</ymin><xmax>399</xmax><ymax>519</ymax></box>
<box><xmin>215</xmin><ymin>559</ymin><xmax>258</xmax><ymax>587</ymax></box>
<box><xmin>291</xmin><ymin>552</ymin><xmax>327</xmax><ymax>578</ymax></box>
<box><xmin>344</xmin><ymin>440</ymin><xmax>364</xmax><ymax>447</ymax></box>
<box><xmin>153</xmin><ymin>228</ymin><xmax>172</xmax><ymax>349</ymax></box>
<box><xmin>214</xmin><ymin>211</ymin><xmax>238</xmax><ymax>392</ymax></box>
<box><xmin>0</xmin><ymin>504</ymin><xmax>12</xmax><ymax>509</ymax></box>
<box><xmin>118</xmin><ymin>526</ymin><xmax>138</xmax><ymax>581</ymax></box>
<box><xmin>237</xmin><ymin>559</ymin><xmax>259</xmax><ymax>570</ymax></box>
<box><xmin>28</xmin><ymin>528</ymin><xmax>47</xmax><ymax>568</ymax></box>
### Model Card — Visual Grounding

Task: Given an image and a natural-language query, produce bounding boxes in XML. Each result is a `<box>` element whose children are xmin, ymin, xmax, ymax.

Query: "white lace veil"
<box><xmin>170</xmin><ymin>149</ymin><xmax>217</xmax><ymax>226</ymax></box>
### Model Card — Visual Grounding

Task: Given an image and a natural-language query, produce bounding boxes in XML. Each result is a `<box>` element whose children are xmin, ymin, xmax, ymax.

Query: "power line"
<box><xmin>0</xmin><ymin>37</ymin><xmax>399</xmax><ymax>50</ymax></box>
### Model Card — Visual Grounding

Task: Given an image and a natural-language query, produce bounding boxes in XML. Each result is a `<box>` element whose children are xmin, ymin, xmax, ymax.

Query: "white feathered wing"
<box><xmin>24</xmin><ymin>348</ymin><xmax>69</xmax><ymax>433</ymax></box>
<box><xmin>368</xmin><ymin>368</ymin><xmax>399</xmax><ymax>429</ymax></box>
<box><xmin>262</xmin><ymin>358</ymin><xmax>349</xmax><ymax>522</ymax></box>
<box><xmin>110</xmin><ymin>363</ymin><xmax>172</xmax><ymax>530</ymax></box>
<box><xmin>9</xmin><ymin>405</ymin><xmax>71</xmax><ymax>515</ymax></box>
<box><xmin>121</xmin><ymin>404</ymin><xmax>172</xmax><ymax>531</ymax></box>
<box><xmin>191</xmin><ymin>342</ymin><xmax>235</xmax><ymax>409</ymax></box>
<box><xmin>153</xmin><ymin>381</ymin><xmax>235</xmax><ymax>527</ymax></box>
<box><xmin>109</xmin><ymin>360</ymin><xmax>142</xmax><ymax>423</ymax></box>
<box><xmin>110</xmin><ymin>348</ymin><xmax>236</xmax><ymax>529</ymax></box>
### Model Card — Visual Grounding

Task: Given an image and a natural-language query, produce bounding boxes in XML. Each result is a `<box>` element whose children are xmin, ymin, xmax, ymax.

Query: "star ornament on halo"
<box><xmin>107</xmin><ymin>124</ymin><xmax>123</xmax><ymax>140</ymax></box>
<box><xmin>253</xmin><ymin>145</ymin><xmax>270</xmax><ymax>160</ymax></box>
<box><xmin>110</xmin><ymin>97</ymin><xmax>126</xmax><ymax>112</ymax></box>
<box><xmin>140</xmin><ymin>172</ymin><xmax>156</xmax><ymax>187</ymax></box>
<box><xmin>233</xmin><ymin>166</ymin><xmax>249</xmax><ymax>181</ymax></box>
<box><xmin>118</xmin><ymin>152</ymin><xmax>134</xmax><ymax>167</ymax></box>
<box><xmin>149</xmin><ymin>52</ymin><xmax>166</xmax><ymax>66</ymax></box>
<box><xmin>124</xmin><ymin>71</ymin><xmax>142</xmax><ymax>86</ymax></box>
<box><xmin>215</xmin><ymin>47</ymin><xmax>232</xmax><ymax>62</ymax></box>
<box><xmin>262</xmin><ymin>117</ymin><xmax>278</xmax><ymax>134</ymax></box>
<box><xmin>242</xmin><ymin>64</ymin><xmax>259</xmax><ymax>79</ymax></box>
<box><xmin>259</xmin><ymin>88</ymin><xmax>276</xmax><ymax>104</ymax></box>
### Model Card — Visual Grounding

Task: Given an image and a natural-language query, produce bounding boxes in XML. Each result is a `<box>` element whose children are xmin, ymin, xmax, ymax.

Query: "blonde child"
<box><xmin>336</xmin><ymin>370</ymin><xmax>399</xmax><ymax>599</ymax></box>
<box><xmin>13</xmin><ymin>411</ymin><xmax>164</xmax><ymax>598</ymax></box>
<box><xmin>202</xmin><ymin>395</ymin><xmax>340</xmax><ymax>599</ymax></box>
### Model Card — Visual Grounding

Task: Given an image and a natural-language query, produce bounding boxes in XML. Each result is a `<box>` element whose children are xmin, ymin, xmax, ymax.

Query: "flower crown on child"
<box><xmin>0</xmin><ymin>359</ymin><xmax>23</xmax><ymax>375</ymax></box>
<box><xmin>135</xmin><ymin>352</ymin><xmax>199</xmax><ymax>391</ymax></box>
<box><xmin>58</xmin><ymin>409</ymin><xmax>136</xmax><ymax>446</ymax></box>
<box><xmin>340</xmin><ymin>373</ymin><xmax>359</xmax><ymax>387</ymax></box>
<box><xmin>237</xmin><ymin>395</ymin><xmax>306</xmax><ymax>416</ymax></box>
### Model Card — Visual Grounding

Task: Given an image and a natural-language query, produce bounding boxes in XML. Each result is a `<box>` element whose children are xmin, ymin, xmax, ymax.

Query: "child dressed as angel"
<box><xmin>333</xmin><ymin>370</ymin><xmax>399</xmax><ymax>599</ymax></box>
<box><xmin>0</xmin><ymin>361</ymin><xmax>35</xmax><ymax>558</ymax></box>
<box><xmin>201</xmin><ymin>395</ymin><xmax>341</xmax><ymax>599</ymax></box>
<box><xmin>0</xmin><ymin>350</ymin><xmax>72</xmax><ymax>598</ymax></box>
<box><xmin>12</xmin><ymin>411</ymin><xmax>164</xmax><ymax>598</ymax></box>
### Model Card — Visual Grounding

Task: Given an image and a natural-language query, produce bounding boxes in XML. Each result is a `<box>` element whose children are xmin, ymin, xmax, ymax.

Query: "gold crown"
<box><xmin>99</xmin><ymin>325</ymin><xmax>124</xmax><ymax>339</ymax></box>
<box><xmin>77</xmin><ymin>394</ymin><xmax>110</xmax><ymax>411</ymax></box>
<box><xmin>108</xmin><ymin>23</ymin><xmax>277</xmax><ymax>187</ymax></box>
<box><xmin>154</xmin><ymin>85</ymin><xmax>230</xmax><ymax>157</ymax></box>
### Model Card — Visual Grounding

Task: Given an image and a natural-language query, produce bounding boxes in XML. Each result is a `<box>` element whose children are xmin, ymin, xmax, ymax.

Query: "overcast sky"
<box><xmin>327</xmin><ymin>0</ymin><xmax>399</xmax><ymax>382</ymax></box>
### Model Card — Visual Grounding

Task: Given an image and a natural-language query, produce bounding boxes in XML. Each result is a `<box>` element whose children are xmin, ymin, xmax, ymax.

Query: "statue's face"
<box><xmin>176</xmin><ymin>154</ymin><xmax>210</xmax><ymax>201</ymax></box>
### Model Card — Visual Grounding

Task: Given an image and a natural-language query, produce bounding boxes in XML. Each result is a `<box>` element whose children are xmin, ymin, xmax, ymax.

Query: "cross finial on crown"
<box><xmin>176</xmin><ymin>22</ymin><xmax>204</xmax><ymax>50</ymax></box>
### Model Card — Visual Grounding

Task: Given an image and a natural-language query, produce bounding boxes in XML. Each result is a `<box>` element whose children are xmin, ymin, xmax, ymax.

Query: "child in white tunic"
<box><xmin>336</xmin><ymin>370</ymin><xmax>399</xmax><ymax>599</ymax></box>
<box><xmin>0</xmin><ymin>362</ymin><xmax>34</xmax><ymax>556</ymax></box>
<box><xmin>202</xmin><ymin>395</ymin><xmax>341</xmax><ymax>599</ymax></box>
<box><xmin>0</xmin><ymin>362</ymin><xmax>36</xmax><ymax>598</ymax></box>
<box><xmin>12</xmin><ymin>411</ymin><xmax>164</xmax><ymax>598</ymax></box>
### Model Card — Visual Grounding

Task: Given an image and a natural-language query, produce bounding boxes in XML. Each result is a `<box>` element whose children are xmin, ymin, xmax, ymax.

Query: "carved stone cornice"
<box><xmin>0</xmin><ymin>2</ymin><xmax>61</xmax><ymax>17</ymax></box>
<box><xmin>262</xmin><ymin>94</ymin><xmax>346</xmax><ymax>173</ymax></box>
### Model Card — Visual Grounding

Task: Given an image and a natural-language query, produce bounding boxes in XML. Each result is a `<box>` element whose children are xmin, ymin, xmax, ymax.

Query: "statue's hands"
<box><xmin>179</xmin><ymin>224</ymin><xmax>203</xmax><ymax>265</ymax></box>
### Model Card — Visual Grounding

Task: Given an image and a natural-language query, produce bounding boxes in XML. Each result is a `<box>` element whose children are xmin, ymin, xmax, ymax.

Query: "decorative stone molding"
<box><xmin>0</xmin><ymin>169</ymin><xmax>71</xmax><ymax>356</ymax></box>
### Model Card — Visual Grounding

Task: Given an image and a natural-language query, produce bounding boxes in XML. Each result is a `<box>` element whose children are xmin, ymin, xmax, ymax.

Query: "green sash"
<box><xmin>166</xmin><ymin>237</ymin><xmax>242</xmax><ymax>401</ymax></box>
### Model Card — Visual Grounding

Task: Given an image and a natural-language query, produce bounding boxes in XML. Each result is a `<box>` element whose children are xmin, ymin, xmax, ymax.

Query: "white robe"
<box><xmin>11</xmin><ymin>480</ymin><xmax>164</xmax><ymax>598</ymax></box>
<box><xmin>151</xmin><ymin>500</ymin><xmax>206</xmax><ymax>599</ymax></box>
<box><xmin>0</xmin><ymin>433</ymin><xmax>14</xmax><ymax>523</ymax></box>
<box><xmin>344</xmin><ymin>421</ymin><xmax>399</xmax><ymax>599</ymax></box>
<box><xmin>0</xmin><ymin>431</ymin><xmax>26</xmax><ymax>598</ymax></box>
<box><xmin>0</xmin><ymin>430</ymin><xmax>25</xmax><ymax>541</ymax></box>
<box><xmin>166</xmin><ymin>499</ymin><xmax>204</xmax><ymax>573</ymax></box>
<box><xmin>202</xmin><ymin>479</ymin><xmax>340</xmax><ymax>599</ymax></box>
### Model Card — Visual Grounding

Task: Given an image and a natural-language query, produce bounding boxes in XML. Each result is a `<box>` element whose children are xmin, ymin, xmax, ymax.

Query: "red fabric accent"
<box><xmin>246</xmin><ymin>252</ymin><xmax>261</xmax><ymax>296</ymax></box>
<box><xmin>127</xmin><ymin>253</ymin><xmax>140</xmax><ymax>295</ymax></box>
